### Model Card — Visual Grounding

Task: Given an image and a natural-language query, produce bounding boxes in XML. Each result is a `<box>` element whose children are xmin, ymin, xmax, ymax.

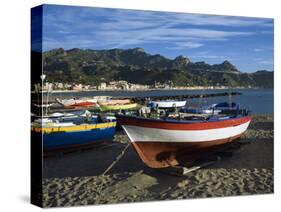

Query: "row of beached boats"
<box><xmin>55</xmin><ymin>96</ymin><xmax>138</xmax><ymax>111</ymax></box>
<box><xmin>31</xmin><ymin>97</ymin><xmax>251</xmax><ymax>168</ymax></box>
<box><xmin>52</xmin><ymin>96</ymin><xmax>188</xmax><ymax>111</ymax></box>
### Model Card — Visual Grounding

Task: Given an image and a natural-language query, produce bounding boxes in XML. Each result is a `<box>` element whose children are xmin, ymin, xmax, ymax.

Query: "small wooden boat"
<box><xmin>55</xmin><ymin>98</ymin><xmax>98</xmax><ymax>109</ymax></box>
<box><xmin>31</xmin><ymin>113</ymin><xmax>116</xmax><ymax>152</ymax></box>
<box><xmin>98</xmin><ymin>99</ymin><xmax>131</xmax><ymax>106</ymax></box>
<box><xmin>149</xmin><ymin>100</ymin><xmax>186</xmax><ymax>109</ymax></box>
<box><xmin>33</xmin><ymin>103</ymin><xmax>54</xmax><ymax>108</ymax></box>
<box><xmin>99</xmin><ymin>103</ymin><xmax>138</xmax><ymax>111</ymax></box>
<box><xmin>116</xmin><ymin>113</ymin><xmax>251</xmax><ymax>168</ymax></box>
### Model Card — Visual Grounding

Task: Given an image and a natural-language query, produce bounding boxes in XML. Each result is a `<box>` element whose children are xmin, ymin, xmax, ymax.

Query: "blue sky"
<box><xmin>41</xmin><ymin>4</ymin><xmax>274</xmax><ymax>73</ymax></box>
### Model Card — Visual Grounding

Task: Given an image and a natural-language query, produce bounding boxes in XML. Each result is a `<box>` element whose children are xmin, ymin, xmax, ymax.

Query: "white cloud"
<box><xmin>254</xmin><ymin>58</ymin><xmax>273</xmax><ymax>65</ymax></box>
<box><xmin>165</xmin><ymin>13</ymin><xmax>273</xmax><ymax>28</ymax></box>
<box><xmin>176</xmin><ymin>42</ymin><xmax>204</xmax><ymax>49</ymax></box>
<box><xmin>257</xmin><ymin>60</ymin><xmax>273</xmax><ymax>65</ymax></box>
<box><xmin>193</xmin><ymin>55</ymin><xmax>225</xmax><ymax>59</ymax></box>
<box><xmin>169</xmin><ymin>42</ymin><xmax>204</xmax><ymax>49</ymax></box>
<box><xmin>254</xmin><ymin>48</ymin><xmax>263</xmax><ymax>52</ymax></box>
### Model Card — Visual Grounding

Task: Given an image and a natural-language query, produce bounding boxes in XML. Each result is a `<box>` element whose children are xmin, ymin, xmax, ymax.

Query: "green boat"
<box><xmin>99</xmin><ymin>103</ymin><xmax>138</xmax><ymax>111</ymax></box>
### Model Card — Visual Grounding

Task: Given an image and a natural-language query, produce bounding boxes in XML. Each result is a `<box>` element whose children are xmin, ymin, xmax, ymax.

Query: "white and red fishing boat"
<box><xmin>56</xmin><ymin>98</ymin><xmax>98</xmax><ymax>108</ymax></box>
<box><xmin>116</xmin><ymin>114</ymin><xmax>251</xmax><ymax>168</ymax></box>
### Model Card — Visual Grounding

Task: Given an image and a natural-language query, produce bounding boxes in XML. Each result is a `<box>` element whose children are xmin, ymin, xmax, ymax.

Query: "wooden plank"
<box><xmin>158</xmin><ymin>156</ymin><xmax>219</xmax><ymax>176</ymax></box>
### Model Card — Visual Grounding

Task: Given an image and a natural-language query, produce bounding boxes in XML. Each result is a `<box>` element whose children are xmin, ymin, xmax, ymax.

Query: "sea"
<box><xmin>49</xmin><ymin>88</ymin><xmax>273</xmax><ymax>115</ymax></box>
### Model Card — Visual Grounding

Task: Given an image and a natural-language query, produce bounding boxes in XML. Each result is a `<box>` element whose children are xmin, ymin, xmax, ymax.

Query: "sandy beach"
<box><xmin>42</xmin><ymin>115</ymin><xmax>273</xmax><ymax>207</ymax></box>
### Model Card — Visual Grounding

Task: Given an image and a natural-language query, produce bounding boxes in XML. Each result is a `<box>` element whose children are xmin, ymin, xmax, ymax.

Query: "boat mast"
<box><xmin>228</xmin><ymin>84</ymin><xmax>232</xmax><ymax>110</ymax></box>
<box><xmin>46</xmin><ymin>82</ymin><xmax>52</xmax><ymax>116</ymax></box>
<box><xmin>224</xmin><ymin>77</ymin><xmax>232</xmax><ymax>110</ymax></box>
<box><xmin>40</xmin><ymin>74</ymin><xmax>46</xmax><ymax>116</ymax></box>
<box><xmin>40</xmin><ymin>74</ymin><xmax>52</xmax><ymax>116</ymax></box>
<box><xmin>198</xmin><ymin>88</ymin><xmax>205</xmax><ymax>109</ymax></box>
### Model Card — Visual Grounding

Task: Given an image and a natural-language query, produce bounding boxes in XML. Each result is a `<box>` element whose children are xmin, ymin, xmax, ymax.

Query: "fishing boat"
<box><xmin>180</xmin><ymin>101</ymin><xmax>241</xmax><ymax>115</ymax></box>
<box><xmin>149</xmin><ymin>100</ymin><xmax>186</xmax><ymax>109</ymax></box>
<box><xmin>98</xmin><ymin>99</ymin><xmax>131</xmax><ymax>106</ymax></box>
<box><xmin>56</xmin><ymin>97</ymin><xmax>98</xmax><ymax>109</ymax></box>
<box><xmin>33</xmin><ymin>103</ymin><xmax>54</xmax><ymax>108</ymax></box>
<box><xmin>211</xmin><ymin>102</ymin><xmax>239</xmax><ymax>110</ymax></box>
<box><xmin>31</xmin><ymin>112</ymin><xmax>116</xmax><ymax>152</ymax></box>
<box><xmin>116</xmin><ymin>112</ymin><xmax>251</xmax><ymax>168</ymax></box>
<box><xmin>31</xmin><ymin>110</ymin><xmax>96</xmax><ymax>122</ymax></box>
<box><xmin>97</xmin><ymin>97</ymin><xmax>137</xmax><ymax>111</ymax></box>
<box><xmin>99</xmin><ymin>103</ymin><xmax>138</xmax><ymax>111</ymax></box>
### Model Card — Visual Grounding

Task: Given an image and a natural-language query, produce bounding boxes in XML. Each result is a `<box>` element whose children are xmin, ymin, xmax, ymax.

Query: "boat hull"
<box><xmin>56</xmin><ymin>98</ymin><xmax>98</xmax><ymax>109</ymax></box>
<box><xmin>99</xmin><ymin>103</ymin><xmax>137</xmax><ymax>111</ymax></box>
<box><xmin>32</xmin><ymin>122</ymin><xmax>116</xmax><ymax>152</ymax></box>
<box><xmin>98</xmin><ymin>99</ymin><xmax>131</xmax><ymax>106</ymax></box>
<box><xmin>152</xmin><ymin>100</ymin><xmax>186</xmax><ymax>108</ymax></box>
<box><xmin>64</xmin><ymin>101</ymin><xmax>97</xmax><ymax>109</ymax></box>
<box><xmin>118</xmin><ymin>115</ymin><xmax>251</xmax><ymax>168</ymax></box>
<box><xmin>131</xmin><ymin>134</ymin><xmax>241</xmax><ymax>168</ymax></box>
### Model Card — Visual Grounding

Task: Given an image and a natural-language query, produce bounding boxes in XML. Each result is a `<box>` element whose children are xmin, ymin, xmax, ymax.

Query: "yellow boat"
<box><xmin>99</xmin><ymin>103</ymin><xmax>138</xmax><ymax>111</ymax></box>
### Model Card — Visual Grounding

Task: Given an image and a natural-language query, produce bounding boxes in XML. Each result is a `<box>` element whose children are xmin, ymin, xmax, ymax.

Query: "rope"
<box><xmin>95</xmin><ymin>142</ymin><xmax>131</xmax><ymax>203</ymax></box>
<box><xmin>102</xmin><ymin>142</ymin><xmax>131</xmax><ymax>175</ymax></box>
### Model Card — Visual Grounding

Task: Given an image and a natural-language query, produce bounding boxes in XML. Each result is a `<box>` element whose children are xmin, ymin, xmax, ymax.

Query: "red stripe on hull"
<box><xmin>131</xmin><ymin>134</ymin><xmax>242</xmax><ymax>168</ymax></box>
<box><xmin>73</xmin><ymin>102</ymin><xmax>96</xmax><ymax>106</ymax></box>
<box><xmin>65</xmin><ymin>102</ymin><xmax>97</xmax><ymax>108</ymax></box>
<box><xmin>118</xmin><ymin>116</ymin><xmax>251</xmax><ymax>130</ymax></box>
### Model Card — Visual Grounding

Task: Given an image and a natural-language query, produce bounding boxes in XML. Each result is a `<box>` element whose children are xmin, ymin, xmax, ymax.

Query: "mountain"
<box><xmin>42</xmin><ymin>48</ymin><xmax>273</xmax><ymax>88</ymax></box>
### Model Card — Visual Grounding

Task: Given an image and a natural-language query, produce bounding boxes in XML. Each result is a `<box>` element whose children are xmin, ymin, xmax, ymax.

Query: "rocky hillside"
<box><xmin>42</xmin><ymin>48</ymin><xmax>273</xmax><ymax>88</ymax></box>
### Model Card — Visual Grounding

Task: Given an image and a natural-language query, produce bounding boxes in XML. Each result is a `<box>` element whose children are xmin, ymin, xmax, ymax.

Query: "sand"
<box><xmin>42</xmin><ymin>115</ymin><xmax>274</xmax><ymax>207</ymax></box>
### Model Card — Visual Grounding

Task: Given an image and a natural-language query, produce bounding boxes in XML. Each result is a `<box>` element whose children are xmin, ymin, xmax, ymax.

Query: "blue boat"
<box><xmin>31</xmin><ymin>112</ymin><xmax>116</xmax><ymax>152</ymax></box>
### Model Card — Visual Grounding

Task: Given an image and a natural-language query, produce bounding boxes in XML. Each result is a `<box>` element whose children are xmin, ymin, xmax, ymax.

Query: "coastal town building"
<box><xmin>97</xmin><ymin>81</ymin><xmax>150</xmax><ymax>91</ymax></box>
<box><xmin>36</xmin><ymin>80</ymin><xmax>241</xmax><ymax>93</ymax></box>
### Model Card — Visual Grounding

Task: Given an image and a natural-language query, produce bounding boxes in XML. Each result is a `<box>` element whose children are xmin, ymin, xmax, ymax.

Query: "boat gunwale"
<box><xmin>31</xmin><ymin>121</ymin><xmax>116</xmax><ymax>133</ymax></box>
<box><xmin>116</xmin><ymin>114</ymin><xmax>251</xmax><ymax>125</ymax></box>
<box><xmin>152</xmin><ymin>100</ymin><xmax>187</xmax><ymax>103</ymax></box>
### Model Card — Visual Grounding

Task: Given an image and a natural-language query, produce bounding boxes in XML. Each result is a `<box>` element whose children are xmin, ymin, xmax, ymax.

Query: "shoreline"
<box><xmin>42</xmin><ymin>115</ymin><xmax>274</xmax><ymax>207</ymax></box>
<box><xmin>34</xmin><ymin>87</ymin><xmax>266</xmax><ymax>94</ymax></box>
